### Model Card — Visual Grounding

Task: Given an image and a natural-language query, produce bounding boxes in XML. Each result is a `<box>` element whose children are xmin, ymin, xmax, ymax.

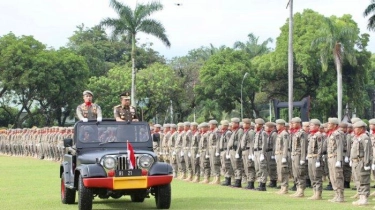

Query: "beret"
<box><xmin>309</xmin><ymin>119</ymin><xmax>321</xmax><ymax>125</ymax></box>
<box><xmin>302</xmin><ymin>122</ymin><xmax>310</xmax><ymax>126</ymax></box>
<box><xmin>231</xmin><ymin>118</ymin><xmax>240</xmax><ymax>123</ymax></box>
<box><xmin>208</xmin><ymin>120</ymin><xmax>218</xmax><ymax>125</ymax></box>
<box><xmin>242</xmin><ymin>118</ymin><xmax>251</xmax><ymax>124</ymax></box>
<box><xmin>191</xmin><ymin>122</ymin><xmax>198</xmax><ymax>126</ymax></box>
<box><xmin>265</xmin><ymin>122</ymin><xmax>276</xmax><ymax>127</ymax></box>
<box><xmin>291</xmin><ymin>117</ymin><xmax>302</xmax><ymax>123</ymax></box>
<box><xmin>201</xmin><ymin>122</ymin><xmax>209</xmax><ymax>127</ymax></box>
<box><xmin>154</xmin><ymin>124</ymin><xmax>161</xmax><ymax>128</ymax></box>
<box><xmin>369</xmin><ymin>119</ymin><xmax>375</xmax><ymax>125</ymax></box>
<box><xmin>221</xmin><ymin>120</ymin><xmax>230</xmax><ymax>126</ymax></box>
<box><xmin>170</xmin><ymin>124</ymin><xmax>177</xmax><ymax>128</ymax></box>
<box><xmin>255</xmin><ymin>118</ymin><xmax>265</xmax><ymax>124</ymax></box>
<box><xmin>351</xmin><ymin>117</ymin><xmax>361</xmax><ymax>124</ymax></box>
<box><xmin>328</xmin><ymin>117</ymin><xmax>339</xmax><ymax>125</ymax></box>
<box><xmin>83</xmin><ymin>90</ymin><xmax>93</xmax><ymax>96</ymax></box>
<box><xmin>184</xmin><ymin>122</ymin><xmax>191</xmax><ymax>126</ymax></box>
<box><xmin>339</xmin><ymin>122</ymin><xmax>348</xmax><ymax>128</ymax></box>
<box><xmin>353</xmin><ymin>121</ymin><xmax>367</xmax><ymax>128</ymax></box>
<box><xmin>275</xmin><ymin>119</ymin><xmax>286</xmax><ymax>124</ymax></box>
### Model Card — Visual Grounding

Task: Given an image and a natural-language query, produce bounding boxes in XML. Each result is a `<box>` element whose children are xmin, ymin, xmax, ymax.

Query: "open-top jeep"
<box><xmin>60</xmin><ymin>120</ymin><xmax>173</xmax><ymax>210</ymax></box>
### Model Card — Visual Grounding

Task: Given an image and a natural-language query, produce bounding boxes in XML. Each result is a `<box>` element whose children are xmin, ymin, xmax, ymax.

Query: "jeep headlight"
<box><xmin>138</xmin><ymin>155</ymin><xmax>154</xmax><ymax>169</ymax></box>
<box><xmin>103</xmin><ymin>156</ymin><xmax>116</xmax><ymax>169</ymax></box>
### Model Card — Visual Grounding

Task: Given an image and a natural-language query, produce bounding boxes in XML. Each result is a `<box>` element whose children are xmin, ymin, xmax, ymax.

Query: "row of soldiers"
<box><xmin>0</xmin><ymin>127</ymin><xmax>74</xmax><ymax>161</ymax></box>
<box><xmin>151</xmin><ymin>116</ymin><xmax>375</xmax><ymax>207</ymax></box>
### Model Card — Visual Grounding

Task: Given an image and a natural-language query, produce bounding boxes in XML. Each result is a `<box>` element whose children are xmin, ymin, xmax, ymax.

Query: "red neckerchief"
<box><xmin>221</xmin><ymin>128</ymin><xmax>227</xmax><ymax>134</ymax></box>
<box><xmin>327</xmin><ymin>128</ymin><xmax>337</xmax><ymax>137</ymax></box>
<box><xmin>290</xmin><ymin>128</ymin><xmax>298</xmax><ymax>134</ymax></box>
<box><xmin>372</xmin><ymin>129</ymin><xmax>375</xmax><ymax>134</ymax></box>
<box><xmin>244</xmin><ymin>128</ymin><xmax>249</xmax><ymax>133</ymax></box>
<box><xmin>355</xmin><ymin>131</ymin><xmax>365</xmax><ymax>137</ymax></box>
<box><xmin>277</xmin><ymin>128</ymin><xmax>285</xmax><ymax>134</ymax></box>
<box><xmin>309</xmin><ymin>129</ymin><xmax>319</xmax><ymax>135</ymax></box>
<box><xmin>266</xmin><ymin>130</ymin><xmax>272</xmax><ymax>135</ymax></box>
<box><xmin>232</xmin><ymin>127</ymin><xmax>239</xmax><ymax>132</ymax></box>
<box><xmin>85</xmin><ymin>102</ymin><xmax>92</xmax><ymax>106</ymax></box>
<box><xmin>256</xmin><ymin>128</ymin><xmax>261</xmax><ymax>133</ymax></box>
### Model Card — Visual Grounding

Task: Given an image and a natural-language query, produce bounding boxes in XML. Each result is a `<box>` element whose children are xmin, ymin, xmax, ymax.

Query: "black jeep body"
<box><xmin>60</xmin><ymin>119</ymin><xmax>173</xmax><ymax>210</ymax></box>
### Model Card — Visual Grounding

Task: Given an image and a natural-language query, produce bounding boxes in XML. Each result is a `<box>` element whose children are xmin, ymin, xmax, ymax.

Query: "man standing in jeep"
<box><xmin>114</xmin><ymin>91</ymin><xmax>139</xmax><ymax>122</ymax></box>
<box><xmin>76</xmin><ymin>90</ymin><xmax>102</xmax><ymax>122</ymax></box>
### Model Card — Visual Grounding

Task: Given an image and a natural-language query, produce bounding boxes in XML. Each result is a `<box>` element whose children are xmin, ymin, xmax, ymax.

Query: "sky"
<box><xmin>0</xmin><ymin>0</ymin><xmax>373</xmax><ymax>59</ymax></box>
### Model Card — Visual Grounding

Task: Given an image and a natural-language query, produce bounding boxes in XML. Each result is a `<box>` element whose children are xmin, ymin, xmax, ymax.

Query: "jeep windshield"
<box><xmin>77</xmin><ymin>123</ymin><xmax>150</xmax><ymax>143</ymax></box>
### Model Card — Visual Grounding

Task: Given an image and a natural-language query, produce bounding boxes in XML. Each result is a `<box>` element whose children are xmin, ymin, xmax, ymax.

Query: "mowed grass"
<box><xmin>0</xmin><ymin>155</ymin><xmax>374</xmax><ymax>210</ymax></box>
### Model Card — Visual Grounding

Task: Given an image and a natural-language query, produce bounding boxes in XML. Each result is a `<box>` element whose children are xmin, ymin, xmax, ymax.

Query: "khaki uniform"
<box><xmin>162</xmin><ymin>131</ymin><xmax>171</xmax><ymax>163</ymax></box>
<box><xmin>275</xmin><ymin>130</ymin><xmax>290</xmax><ymax>188</ymax></box>
<box><xmin>76</xmin><ymin>103</ymin><xmax>102</xmax><ymax>120</ymax></box>
<box><xmin>113</xmin><ymin>105</ymin><xmax>137</xmax><ymax>121</ymax></box>
<box><xmin>190</xmin><ymin>130</ymin><xmax>201</xmax><ymax>181</ymax></box>
<box><xmin>265</xmin><ymin>131</ymin><xmax>277</xmax><ymax>184</ymax></box>
<box><xmin>351</xmin><ymin>133</ymin><xmax>371</xmax><ymax>197</ymax></box>
<box><xmin>220</xmin><ymin>129</ymin><xmax>233</xmax><ymax>179</ymax></box>
<box><xmin>227</xmin><ymin>128</ymin><xmax>244</xmax><ymax>182</ymax></box>
<box><xmin>254</xmin><ymin>130</ymin><xmax>268</xmax><ymax>184</ymax></box>
<box><xmin>198</xmin><ymin>131</ymin><xmax>210</xmax><ymax>182</ymax></box>
<box><xmin>208</xmin><ymin>128</ymin><xmax>221</xmax><ymax>178</ymax></box>
<box><xmin>240</xmin><ymin>129</ymin><xmax>256</xmax><ymax>184</ymax></box>
<box><xmin>291</xmin><ymin>129</ymin><xmax>308</xmax><ymax>190</ymax></box>
<box><xmin>175</xmin><ymin>130</ymin><xmax>186</xmax><ymax>178</ymax></box>
<box><xmin>182</xmin><ymin>130</ymin><xmax>192</xmax><ymax>179</ymax></box>
<box><xmin>168</xmin><ymin>131</ymin><xmax>178</xmax><ymax>177</ymax></box>
<box><xmin>341</xmin><ymin>131</ymin><xmax>352</xmax><ymax>186</ymax></box>
<box><xmin>307</xmin><ymin>131</ymin><xmax>324</xmax><ymax>193</ymax></box>
<box><xmin>327</xmin><ymin>129</ymin><xmax>344</xmax><ymax>201</ymax></box>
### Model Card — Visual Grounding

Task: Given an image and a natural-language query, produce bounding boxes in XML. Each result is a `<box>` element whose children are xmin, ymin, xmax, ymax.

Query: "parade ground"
<box><xmin>0</xmin><ymin>155</ymin><xmax>372</xmax><ymax>210</ymax></box>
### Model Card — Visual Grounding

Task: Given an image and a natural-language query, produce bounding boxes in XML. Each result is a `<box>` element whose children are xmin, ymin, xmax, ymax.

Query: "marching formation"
<box><xmin>151</xmin><ymin>117</ymin><xmax>375</xmax><ymax>207</ymax></box>
<box><xmin>0</xmin><ymin>127</ymin><xmax>74</xmax><ymax>161</ymax></box>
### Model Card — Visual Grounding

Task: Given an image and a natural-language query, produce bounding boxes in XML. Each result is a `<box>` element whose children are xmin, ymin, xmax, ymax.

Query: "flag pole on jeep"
<box><xmin>127</xmin><ymin>140</ymin><xmax>136</xmax><ymax>169</ymax></box>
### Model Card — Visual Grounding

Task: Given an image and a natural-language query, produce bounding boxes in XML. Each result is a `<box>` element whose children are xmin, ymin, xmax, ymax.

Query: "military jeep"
<box><xmin>60</xmin><ymin>120</ymin><xmax>173</xmax><ymax>210</ymax></box>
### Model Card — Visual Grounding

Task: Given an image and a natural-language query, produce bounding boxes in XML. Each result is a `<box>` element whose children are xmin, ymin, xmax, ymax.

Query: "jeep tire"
<box><xmin>61</xmin><ymin>176</ymin><xmax>76</xmax><ymax>204</ymax></box>
<box><xmin>155</xmin><ymin>184</ymin><xmax>171</xmax><ymax>209</ymax></box>
<box><xmin>78</xmin><ymin>175</ymin><xmax>93</xmax><ymax>210</ymax></box>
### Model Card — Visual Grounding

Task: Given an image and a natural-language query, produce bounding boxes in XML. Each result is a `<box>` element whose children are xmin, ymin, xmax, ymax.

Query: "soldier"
<box><xmin>189</xmin><ymin>122</ymin><xmax>200</xmax><ymax>182</ymax></box>
<box><xmin>338</xmin><ymin>122</ymin><xmax>352</xmax><ymax>189</ymax></box>
<box><xmin>174</xmin><ymin>123</ymin><xmax>186</xmax><ymax>179</ymax></box>
<box><xmin>326</xmin><ymin>117</ymin><xmax>345</xmax><ymax>202</ymax></box>
<box><xmin>227</xmin><ymin>118</ymin><xmax>244</xmax><ymax>188</ymax></box>
<box><xmin>351</xmin><ymin>121</ymin><xmax>372</xmax><ymax>206</ymax></box>
<box><xmin>275</xmin><ymin>119</ymin><xmax>290</xmax><ymax>194</ymax></box>
<box><xmin>76</xmin><ymin>90</ymin><xmax>102</xmax><ymax>122</ymax></box>
<box><xmin>321</xmin><ymin>123</ymin><xmax>332</xmax><ymax>190</ymax></box>
<box><xmin>168</xmin><ymin>124</ymin><xmax>178</xmax><ymax>177</ymax></box>
<box><xmin>240</xmin><ymin>118</ymin><xmax>256</xmax><ymax>189</ymax></box>
<box><xmin>161</xmin><ymin>124</ymin><xmax>171</xmax><ymax>164</ymax></box>
<box><xmin>198</xmin><ymin>123</ymin><xmax>210</xmax><ymax>184</ymax></box>
<box><xmin>182</xmin><ymin>122</ymin><xmax>193</xmax><ymax>181</ymax></box>
<box><xmin>290</xmin><ymin>117</ymin><xmax>308</xmax><ymax>198</ymax></box>
<box><xmin>114</xmin><ymin>91</ymin><xmax>138</xmax><ymax>121</ymax></box>
<box><xmin>219</xmin><ymin>120</ymin><xmax>233</xmax><ymax>186</ymax></box>
<box><xmin>152</xmin><ymin>124</ymin><xmax>162</xmax><ymax>154</ymax></box>
<box><xmin>306</xmin><ymin>119</ymin><xmax>324</xmax><ymax>200</ymax></box>
<box><xmin>302</xmin><ymin>122</ymin><xmax>312</xmax><ymax>189</ymax></box>
<box><xmin>253</xmin><ymin>118</ymin><xmax>267</xmax><ymax>191</ymax></box>
<box><xmin>207</xmin><ymin>120</ymin><xmax>221</xmax><ymax>184</ymax></box>
<box><xmin>265</xmin><ymin>122</ymin><xmax>278</xmax><ymax>188</ymax></box>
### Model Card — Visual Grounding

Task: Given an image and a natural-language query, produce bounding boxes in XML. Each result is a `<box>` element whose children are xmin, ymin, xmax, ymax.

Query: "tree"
<box><xmin>101</xmin><ymin>0</ymin><xmax>171</xmax><ymax>106</ymax></box>
<box><xmin>233</xmin><ymin>33</ymin><xmax>273</xmax><ymax>58</ymax></box>
<box><xmin>312</xmin><ymin>15</ymin><xmax>359</xmax><ymax>120</ymax></box>
<box><xmin>364</xmin><ymin>0</ymin><xmax>375</xmax><ymax>31</ymax></box>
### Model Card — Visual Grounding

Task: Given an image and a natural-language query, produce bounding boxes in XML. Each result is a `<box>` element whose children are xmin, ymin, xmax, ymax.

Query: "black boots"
<box><xmin>231</xmin><ymin>179</ymin><xmax>242</xmax><ymax>188</ymax></box>
<box><xmin>289</xmin><ymin>183</ymin><xmax>297</xmax><ymax>191</ymax></box>
<box><xmin>255</xmin><ymin>182</ymin><xmax>266</xmax><ymax>191</ymax></box>
<box><xmin>324</xmin><ymin>182</ymin><xmax>333</xmax><ymax>191</ymax></box>
<box><xmin>306</xmin><ymin>179</ymin><xmax>312</xmax><ymax>188</ymax></box>
<box><xmin>221</xmin><ymin>177</ymin><xmax>231</xmax><ymax>186</ymax></box>
<box><xmin>267</xmin><ymin>180</ymin><xmax>277</xmax><ymax>188</ymax></box>
<box><xmin>245</xmin><ymin>181</ymin><xmax>254</xmax><ymax>190</ymax></box>
<box><xmin>344</xmin><ymin>181</ymin><xmax>350</xmax><ymax>189</ymax></box>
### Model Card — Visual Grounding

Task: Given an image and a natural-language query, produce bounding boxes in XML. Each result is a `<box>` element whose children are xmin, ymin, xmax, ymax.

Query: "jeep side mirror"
<box><xmin>63</xmin><ymin>138</ymin><xmax>73</xmax><ymax>147</ymax></box>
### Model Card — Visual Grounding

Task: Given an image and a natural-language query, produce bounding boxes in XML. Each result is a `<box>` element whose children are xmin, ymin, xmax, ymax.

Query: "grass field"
<box><xmin>0</xmin><ymin>155</ymin><xmax>374</xmax><ymax>210</ymax></box>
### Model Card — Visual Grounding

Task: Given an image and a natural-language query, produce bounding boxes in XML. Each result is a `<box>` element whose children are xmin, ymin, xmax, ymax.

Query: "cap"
<box><xmin>255</xmin><ymin>118</ymin><xmax>265</xmax><ymax>125</ymax></box>
<box><xmin>191</xmin><ymin>122</ymin><xmax>198</xmax><ymax>126</ymax></box>
<box><xmin>291</xmin><ymin>117</ymin><xmax>302</xmax><ymax>123</ymax></box>
<box><xmin>120</xmin><ymin>91</ymin><xmax>131</xmax><ymax>100</ymax></box>
<box><xmin>177</xmin><ymin>123</ymin><xmax>184</xmax><ymax>127</ymax></box>
<box><xmin>163</xmin><ymin>124</ymin><xmax>170</xmax><ymax>128</ymax></box>
<box><xmin>302</xmin><ymin>122</ymin><xmax>310</xmax><ymax>126</ymax></box>
<box><xmin>353</xmin><ymin>121</ymin><xmax>367</xmax><ymax>128</ymax></box>
<box><xmin>265</xmin><ymin>122</ymin><xmax>276</xmax><ymax>127</ymax></box>
<box><xmin>310</xmin><ymin>119</ymin><xmax>321</xmax><ymax>125</ymax></box>
<box><xmin>285</xmin><ymin>123</ymin><xmax>289</xmax><ymax>127</ymax></box>
<box><xmin>221</xmin><ymin>120</ymin><xmax>230</xmax><ymax>126</ymax></box>
<box><xmin>231</xmin><ymin>118</ymin><xmax>240</xmax><ymax>123</ymax></box>
<box><xmin>170</xmin><ymin>124</ymin><xmax>177</xmax><ymax>128</ymax></box>
<box><xmin>339</xmin><ymin>122</ymin><xmax>348</xmax><ymax>128</ymax></box>
<box><xmin>83</xmin><ymin>90</ymin><xmax>93</xmax><ymax>96</ymax></box>
<box><xmin>208</xmin><ymin>120</ymin><xmax>218</xmax><ymax>125</ymax></box>
<box><xmin>275</xmin><ymin>119</ymin><xmax>286</xmax><ymax>124</ymax></box>
<box><xmin>322</xmin><ymin>123</ymin><xmax>328</xmax><ymax>128</ymax></box>
<box><xmin>201</xmin><ymin>122</ymin><xmax>209</xmax><ymax>127</ymax></box>
<box><xmin>184</xmin><ymin>122</ymin><xmax>191</xmax><ymax>126</ymax></box>
<box><xmin>369</xmin><ymin>119</ymin><xmax>375</xmax><ymax>125</ymax></box>
<box><xmin>347</xmin><ymin>123</ymin><xmax>353</xmax><ymax>128</ymax></box>
<box><xmin>351</xmin><ymin>117</ymin><xmax>361</xmax><ymax>124</ymax></box>
<box><xmin>154</xmin><ymin>124</ymin><xmax>161</xmax><ymax>128</ymax></box>
<box><xmin>328</xmin><ymin>117</ymin><xmax>339</xmax><ymax>125</ymax></box>
<box><xmin>242</xmin><ymin>118</ymin><xmax>251</xmax><ymax>124</ymax></box>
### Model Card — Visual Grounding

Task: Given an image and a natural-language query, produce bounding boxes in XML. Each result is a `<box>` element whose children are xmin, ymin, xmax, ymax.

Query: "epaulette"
<box><xmin>114</xmin><ymin>104</ymin><xmax>121</xmax><ymax>108</ymax></box>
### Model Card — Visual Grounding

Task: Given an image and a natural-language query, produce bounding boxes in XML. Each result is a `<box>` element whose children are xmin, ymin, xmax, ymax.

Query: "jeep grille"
<box><xmin>116</xmin><ymin>156</ymin><xmax>139</xmax><ymax>170</ymax></box>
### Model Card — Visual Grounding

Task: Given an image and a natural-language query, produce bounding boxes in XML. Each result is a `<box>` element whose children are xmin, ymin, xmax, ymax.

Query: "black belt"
<box><xmin>220</xmin><ymin>149</ymin><xmax>225</xmax><ymax>152</ymax></box>
<box><xmin>246</xmin><ymin>147</ymin><xmax>250</xmax><ymax>149</ymax></box>
<box><xmin>266</xmin><ymin>149</ymin><xmax>273</xmax><ymax>152</ymax></box>
<box><xmin>230</xmin><ymin>147</ymin><xmax>237</xmax><ymax>150</ymax></box>
<box><xmin>254</xmin><ymin>148</ymin><xmax>262</xmax><ymax>151</ymax></box>
<box><xmin>343</xmin><ymin>150</ymin><xmax>347</xmax><ymax>153</ymax></box>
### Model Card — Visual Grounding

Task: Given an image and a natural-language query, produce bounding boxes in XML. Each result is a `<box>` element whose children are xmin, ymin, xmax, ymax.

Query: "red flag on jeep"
<box><xmin>127</xmin><ymin>141</ymin><xmax>136</xmax><ymax>169</ymax></box>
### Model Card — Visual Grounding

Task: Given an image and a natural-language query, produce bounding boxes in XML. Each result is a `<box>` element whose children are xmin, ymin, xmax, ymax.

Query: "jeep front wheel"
<box><xmin>155</xmin><ymin>184</ymin><xmax>171</xmax><ymax>209</ymax></box>
<box><xmin>78</xmin><ymin>175</ymin><xmax>93</xmax><ymax>210</ymax></box>
<box><xmin>61</xmin><ymin>176</ymin><xmax>76</xmax><ymax>204</ymax></box>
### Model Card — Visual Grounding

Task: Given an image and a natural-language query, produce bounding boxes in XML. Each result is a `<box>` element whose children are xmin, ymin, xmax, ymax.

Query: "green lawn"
<box><xmin>0</xmin><ymin>155</ymin><xmax>373</xmax><ymax>210</ymax></box>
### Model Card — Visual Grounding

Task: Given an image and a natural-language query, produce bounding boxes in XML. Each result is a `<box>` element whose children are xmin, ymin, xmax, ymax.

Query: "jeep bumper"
<box><xmin>82</xmin><ymin>175</ymin><xmax>173</xmax><ymax>190</ymax></box>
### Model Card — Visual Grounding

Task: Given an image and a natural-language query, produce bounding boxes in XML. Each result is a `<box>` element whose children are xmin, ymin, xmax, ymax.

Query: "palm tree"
<box><xmin>312</xmin><ymin>17</ymin><xmax>357</xmax><ymax>120</ymax></box>
<box><xmin>364</xmin><ymin>0</ymin><xmax>375</xmax><ymax>31</ymax></box>
<box><xmin>233</xmin><ymin>33</ymin><xmax>273</xmax><ymax>58</ymax></box>
<box><xmin>101</xmin><ymin>0</ymin><xmax>171</xmax><ymax>106</ymax></box>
